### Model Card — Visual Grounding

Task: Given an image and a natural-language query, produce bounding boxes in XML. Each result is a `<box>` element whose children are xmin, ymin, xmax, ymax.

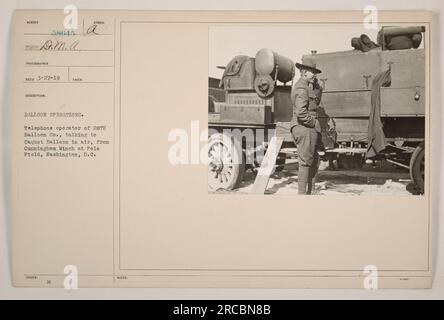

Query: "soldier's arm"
<box><xmin>294</xmin><ymin>88</ymin><xmax>316</xmax><ymax>127</ymax></box>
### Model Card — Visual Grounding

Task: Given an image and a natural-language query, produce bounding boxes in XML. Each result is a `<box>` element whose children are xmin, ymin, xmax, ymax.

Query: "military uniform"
<box><xmin>290</xmin><ymin>77</ymin><xmax>323</xmax><ymax>194</ymax></box>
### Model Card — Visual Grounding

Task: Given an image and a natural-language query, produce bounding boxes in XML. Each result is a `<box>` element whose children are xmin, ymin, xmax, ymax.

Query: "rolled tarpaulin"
<box><xmin>381</xmin><ymin>26</ymin><xmax>425</xmax><ymax>37</ymax></box>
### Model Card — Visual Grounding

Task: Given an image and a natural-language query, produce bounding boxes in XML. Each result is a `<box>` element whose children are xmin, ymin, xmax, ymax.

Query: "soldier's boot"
<box><xmin>306</xmin><ymin>175</ymin><xmax>314</xmax><ymax>195</ymax></box>
<box><xmin>298</xmin><ymin>166</ymin><xmax>311</xmax><ymax>195</ymax></box>
<box><xmin>307</xmin><ymin>161</ymin><xmax>319</xmax><ymax>195</ymax></box>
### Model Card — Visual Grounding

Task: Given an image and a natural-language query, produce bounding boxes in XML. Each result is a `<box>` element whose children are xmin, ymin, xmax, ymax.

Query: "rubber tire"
<box><xmin>208</xmin><ymin>133</ymin><xmax>245</xmax><ymax>191</ymax></box>
<box><xmin>409</xmin><ymin>141</ymin><xmax>425</xmax><ymax>194</ymax></box>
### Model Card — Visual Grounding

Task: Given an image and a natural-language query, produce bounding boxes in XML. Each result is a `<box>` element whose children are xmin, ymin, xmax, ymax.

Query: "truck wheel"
<box><xmin>409</xmin><ymin>142</ymin><xmax>425</xmax><ymax>194</ymax></box>
<box><xmin>208</xmin><ymin>133</ymin><xmax>245</xmax><ymax>191</ymax></box>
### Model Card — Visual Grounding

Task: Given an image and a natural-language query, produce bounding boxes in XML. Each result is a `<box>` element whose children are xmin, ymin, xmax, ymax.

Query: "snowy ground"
<box><xmin>213</xmin><ymin>161</ymin><xmax>419</xmax><ymax>196</ymax></box>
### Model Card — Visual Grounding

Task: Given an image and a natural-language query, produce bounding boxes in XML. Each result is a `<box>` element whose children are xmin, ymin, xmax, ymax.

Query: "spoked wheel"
<box><xmin>409</xmin><ymin>142</ymin><xmax>425</xmax><ymax>194</ymax></box>
<box><xmin>208</xmin><ymin>133</ymin><xmax>245</xmax><ymax>191</ymax></box>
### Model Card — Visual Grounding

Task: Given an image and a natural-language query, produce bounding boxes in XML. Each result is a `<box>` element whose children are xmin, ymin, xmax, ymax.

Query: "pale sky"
<box><xmin>209</xmin><ymin>24</ymin><xmax>381</xmax><ymax>78</ymax></box>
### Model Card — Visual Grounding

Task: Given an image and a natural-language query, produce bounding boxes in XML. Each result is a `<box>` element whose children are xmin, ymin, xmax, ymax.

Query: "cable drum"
<box><xmin>254</xmin><ymin>48</ymin><xmax>295</xmax><ymax>97</ymax></box>
<box><xmin>254</xmin><ymin>75</ymin><xmax>275</xmax><ymax>98</ymax></box>
<box><xmin>255</xmin><ymin>48</ymin><xmax>295</xmax><ymax>83</ymax></box>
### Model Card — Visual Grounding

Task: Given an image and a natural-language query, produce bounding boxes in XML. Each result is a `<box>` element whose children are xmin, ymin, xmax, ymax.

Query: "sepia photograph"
<box><xmin>208</xmin><ymin>24</ymin><xmax>426</xmax><ymax>196</ymax></box>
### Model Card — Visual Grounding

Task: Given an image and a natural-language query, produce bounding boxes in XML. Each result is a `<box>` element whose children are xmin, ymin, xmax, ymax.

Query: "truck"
<box><xmin>208</xmin><ymin>26</ymin><xmax>426</xmax><ymax>194</ymax></box>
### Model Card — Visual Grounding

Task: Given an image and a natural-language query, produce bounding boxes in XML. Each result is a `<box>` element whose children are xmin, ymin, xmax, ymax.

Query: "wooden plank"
<box><xmin>307</xmin><ymin>50</ymin><xmax>381</xmax><ymax>91</ymax></box>
<box><xmin>322</xmin><ymin>91</ymin><xmax>372</xmax><ymax>117</ymax></box>
<box><xmin>250</xmin><ymin>136</ymin><xmax>284</xmax><ymax>194</ymax></box>
<box><xmin>275</xmin><ymin>122</ymin><xmax>293</xmax><ymax>142</ymax></box>
<box><xmin>219</xmin><ymin>104</ymin><xmax>272</xmax><ymax>124</ymax></box>
<box><xmin>208</xmin><ymin>113</ymin><xmax>220</xmax><ymax>122</ymax></box>
<box><xmin>380</xmin><ymin>87</ymin><xmax>425</xmax><ymax>116</ymax></box>
<box><xmin>333</xmin><ymin>118</ymin><xmax>368</xmax><ymax>142</ymax></box>
<box><xmin>381</xmin><ymin>49</ymin><xmax>424</xmax><ymax>87</ymax></box>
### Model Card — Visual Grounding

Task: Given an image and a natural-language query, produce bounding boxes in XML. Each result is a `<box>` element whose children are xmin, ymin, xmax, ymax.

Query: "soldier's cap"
<box><xmin>295</xmin><ymin>59</ymin><xmax>322</xmax><ymax>74</ymax></box>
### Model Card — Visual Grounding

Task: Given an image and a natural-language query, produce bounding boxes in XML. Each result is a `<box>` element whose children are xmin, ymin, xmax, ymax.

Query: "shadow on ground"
<box><xmin>215</xmin><ymin>160</ymin><xmax>419</xmax><ymax>195</ymax></box>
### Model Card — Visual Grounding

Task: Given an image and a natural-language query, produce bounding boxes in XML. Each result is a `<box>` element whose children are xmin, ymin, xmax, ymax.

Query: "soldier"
<box><xmin>290</xmin><ymin>59</ymin><xmax>323</xmax><ymax>195</ymax></box>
